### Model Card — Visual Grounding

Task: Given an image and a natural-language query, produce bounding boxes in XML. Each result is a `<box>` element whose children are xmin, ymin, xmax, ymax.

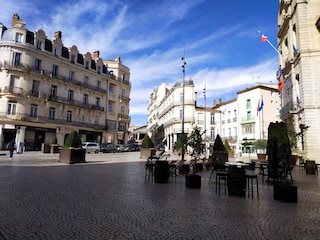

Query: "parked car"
<box><xmin>129</xmin><ymin>143</ymin><xmax>140</xmax><ymax>152</ymax></box>
<box><xmin>116</xmin><ymin>144</ymin><xmax>125</xmax><ymax>152</ymax></box>
<box><xmin>100</xmin><ymin>143</ymin><xmax>117</xmax><ymax>153</ymax></box>
<box><xmin>81</xmin><ymin>142</ymin><xmax>100</xmax><ymax>153</ymax></box>
<box><xmin>156</xmin><ymin>143</ymin><xmax>165</xmax><ymax>151</ymax></box>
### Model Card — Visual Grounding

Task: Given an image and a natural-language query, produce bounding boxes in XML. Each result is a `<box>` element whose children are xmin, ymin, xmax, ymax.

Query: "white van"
<box><xmin>81</xmin><ymin>142</ymin><xmax>100</xmax><ymax>153</ymax></box>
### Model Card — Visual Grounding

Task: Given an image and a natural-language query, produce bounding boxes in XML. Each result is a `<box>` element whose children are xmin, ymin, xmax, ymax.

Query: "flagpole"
<box><xmin>258</xmin><ymin>30</ymin><xmax>281</xmax><ymax>55</ymax></box>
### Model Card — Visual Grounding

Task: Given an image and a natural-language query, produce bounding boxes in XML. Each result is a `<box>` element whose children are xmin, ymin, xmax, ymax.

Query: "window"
<box><xmin>36</xmin><ymin>40</ymin><xmax>42</xmax><ymax>50</ymax></box>
<box><xmin>7</xmin><ymin>101</ymin><xmax>17</xmax><ymax>115</ymax></box>
<box><xmin>34</xmin><ymin>59</ymin><xmax>41</xmax><ymax>71</ymax></box>
<box><xmin>71</xmin><ymin>54</ymin><xmax>75</xmax><ymax>64</ymax></box>
<box><xmin>83</xmin><ymin>94</ymin><xmax>88</xmax><ymax>105</ymax></box>
<box><xmin>97</xmin><ymin>80</ymin><xmax>101</xmax><ymax>89</ymax></box>
<box><xmin>210</xmin><ymin>113</ymin><xmax>215</xmax><ymax>125</ymax></box>
<box><xmin>85</xmin><ymin>61</ymin><xmax>89</xmax><ymax>69</ymax></box>
<box><xmin>121</xmin><ymin>89</ymin><xmax>125</xmax><ymax>97</ymax></box>
<box><xmin>84</xmin><ymin>76</ymin><xmax>89</xmax><ymax>87</ymax></box>
<box><xmin>68</xmin><ymin>90</ymin><xmax>74</xmax><ymax>102</ymax></box>
<box><xmin>49</xmin><ymin>107</ymin><xmax>55</xmax><ymax>120</ymax></box>
<box><xmin>109</xmin><ymin>85</ymin><xmax>114</xmax><ymax>94</ymax></box>
<box><xmin>122</xmin><ymin>74</ymin><xmax>126</xmax><ymax>81</ymax></box>
<box><xmin>13</xmin><ymin>52</ymin><xmax>21</xmax><ymax>66</ymax></box>
<box><xmin>50</xmin><ymin>85</ymin><xmax>57</xmax><ymax>99</ymax></box>
<box><xmin>210</xmin><ymin>128</ymin><xmax>215</xmax><ymax>140</ymax></box>
<box><xmin>94</xmin><ymin>116</ymin><xmax>99</xmax><ymax>125</ymax></box>
<box><xmin>180</xmin><ymin>92</ymin><xmax>183</xmax><ymax>104</ymax></box>
<box><xmin>121</xmin><ymin>106</ymin><xmax>125</xmax><ymax>114</ymax></box>
<box><xmin>69</xmin><ymin>71</ymin><xmax>75</xmax><ymax>82</ymax></box>
<box><xmin>119</xmin><ymin>122</ymin><xmax>126</xmax><ymax>131</ymax></box>
<box><xmin>180</xmin><ymin>108</ymin><xmax>183</xmax><ymax>120</ymax></box>
<box><xmin>66</xmin><ymin>111</ymin><xmax>72</xmax><ymax>122</ymax></box>
<box><xmin>247</xmin><ymin>111</ymin><xmax>251</xmax><ymax>121</ymax></box>
<box><xmin>54</xmin><ymin>48</ymin><xmax>59</xmax><ymax>56</ymax></box>
<box><xmin>32</xmin><ymin>80</ymin><xmax>40</xmax><ymax>96</ymax></box>
<box><xmin>108</xmin><ymin>103</ymin><xmax>113</xmax><ymax>113</ymax></box>
<box><xmin>15</xmin><ymin>33</ymin><xmax>23</xmax><ymax>42</ymax></box>
<box><xmin>81</xmin><ymin>115</ymin><xmax>86</xmax><ymax>123</ymax></box>
<box><xmin>246</xmin><ymin>99</ymin><xmax>251</xmax><ymax>109</ymax></box>
<box><xmin>52</xmin><ymin>65</ymin><xmax>58</xmax><ymax>77</ymax></box>
<box><xmin>30</xmin><ymin>104</ymin><xmax>38</xmax><ymax>117</ymax></box>
<box><xmin>96</xmin><ymin>97</ymin><xmax>100</xmax><ymax>107</ymax></box>
<box><xmin>97</xmin><ymin>66</ymin><xmax>101</xmax><ymax>74</ymax></box>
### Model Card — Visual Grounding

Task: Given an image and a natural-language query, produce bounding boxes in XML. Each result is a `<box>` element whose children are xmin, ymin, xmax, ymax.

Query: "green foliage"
<box><xmin>224</xmin><ymin>139</ymin><xmax>232</xmax><ymax>152</ymax></box>
<box><xmin>187</xmin><ymin>126</ymin><xmax>205</xmax><ymax>157</ymax></box>
<box><xmin>175</xmin><ymin>134</ymin><xmax>187</xmax><ymax>151</ymax></box>
<box><xmin>213</xmin><ymin>134</ymin><xmax>226</xmax><ymax>152</ymax></box>
<box><xmin>63</xmin><ymin>131</ymin><xmax>82</xmax><ymax>148</ymax></box>
<box><xmin>141</xmin><ymin>134</ymin><xmax>154</xmax><ymax>148</ymax></box>
<box><xmin>254</xmin><ymin>139</ymin><xmax>267</xmax><ymax>150</ymax></box>
<box><xmin>51</xmin><ymin>136</ymin><xmax>58</xmax><ymax>145</ymax></box>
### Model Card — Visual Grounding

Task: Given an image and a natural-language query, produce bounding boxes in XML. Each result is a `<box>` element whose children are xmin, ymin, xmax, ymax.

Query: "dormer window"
<box><xmin>97</xmin><ymin>66</ymin><xmax>101</xmax><ymax>74</ymax></box>
<box><xmin>54</xmin><ymin>48</ymin><xmax>59</xmax><ymax>56</ymax></box>
<box><xmin>85</xmin><ymin>61</ymin><xmax>89</xmax><ymax>69</ymax></box>
<box><xmin>71</xmin><ymin>54</ymin><xmax>75</xmax><ymax>64</ymax></box>
<box><xmin>36</xmin><ymin>40</ymin><xmax>42</xmax><ymax>50</ymax></box>
<box><xmin>15</xmin><ymin>33</ymin><xmax>23</xmax><ymax>43</ymax></box>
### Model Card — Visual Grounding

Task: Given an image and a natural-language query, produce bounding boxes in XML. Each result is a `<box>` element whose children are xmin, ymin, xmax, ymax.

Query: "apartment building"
<box><xmin>0</xmin><ymin>13</ymin><xmax>131</xmax><ymax>151</ymax></box>
<box><xmin>277</xmin><ymin>0</ymin><xmax>320</xmax><ymax>161</ymax></box>
<box><xmin>147</xmin><ymin>81</ymin><xmax>281</xmax><ymax>156</ymax></box>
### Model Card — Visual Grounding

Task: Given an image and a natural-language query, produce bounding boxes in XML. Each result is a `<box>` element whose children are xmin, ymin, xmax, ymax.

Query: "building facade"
<box><xmin>147</xmin><ymin>79</ymin><xmax>281</xmax><ymax>156</ymax></box>
<box><xmin>0</xmin><ymin>14</ymin><xmax>131</xmax><ymax>151</ymax></box>
<box><xmin>277</xmin><ymin>0</ymin><xmax>320</xmax><ymax>161</ymax></box>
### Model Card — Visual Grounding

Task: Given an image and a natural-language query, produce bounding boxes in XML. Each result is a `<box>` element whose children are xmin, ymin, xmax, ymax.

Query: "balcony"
<box><xmin>280</xmin><ymin>101</ymin><xmax>299</xmax><ymax>118</ymax></box>
<box><xmin>241</xmin><ymin>115</ymin><xmax>256</xmax><ymax>124</ymax></box>
<box><xmin>0</xmin><ymin>112</ymin><xmax>107</xmax><ymax>130</ymax></box>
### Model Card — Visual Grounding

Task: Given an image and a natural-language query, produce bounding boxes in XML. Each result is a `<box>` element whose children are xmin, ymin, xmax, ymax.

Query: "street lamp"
<box><xmin>181</xmin><ymin>56</ymin><xmax>186</xmax><ymax>162</ymax></box>
<box><xmin>203</xmin><ymin>85</ymin><xmax>207</xmax><ymax>159</ymax></box>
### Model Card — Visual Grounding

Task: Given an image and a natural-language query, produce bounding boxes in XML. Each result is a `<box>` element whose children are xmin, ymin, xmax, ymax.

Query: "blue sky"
<box><xmin>1</xmin><ymin>0</ymin><xmax>280</xmax><ymax>126</ymax></box>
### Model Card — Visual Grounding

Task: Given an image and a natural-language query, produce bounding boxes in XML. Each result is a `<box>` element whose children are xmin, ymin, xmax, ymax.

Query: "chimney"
<box><xmin>93</xmin><ymin>50</ymin><xmax>100</xmax><ymax>60</ymax></box>
<box><xmin>213</xmin><ymin>100</ymin><xmax>217</xmax><ymax>106</ymax></box>
<box><xmin>219</xmin><ymin>98</ymin><xmax>222</xmax><ymax>104</ymax></box>
<box><xmin>12</xmin><ymin>13</ymin><xmax>20</xmax><ymax>27</ymax></box>
<box><xmin>53</xmin><ymin>31</ymin><xmax>62</xmax><ymax>39</ymax></box>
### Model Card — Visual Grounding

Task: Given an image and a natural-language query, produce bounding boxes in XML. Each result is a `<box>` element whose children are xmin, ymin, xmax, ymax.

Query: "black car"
<box><xmin>129</xmin><ymin>143</ymin><xmax>140</xmax><ymax>152</ymax></box>
<box><xmin>100</xmin><ymin>143</ymin><xmax>117</xmax><ymax>153</ymax></box>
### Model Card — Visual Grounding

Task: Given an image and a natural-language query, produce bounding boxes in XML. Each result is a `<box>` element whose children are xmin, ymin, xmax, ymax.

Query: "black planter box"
<box><xmin>227</xmin><ymin>168</ymin><xmax>246</xmax><ymax>197</ymax></box>
<box><xmin>185</xmin><ymin>174</ymin><xmax>201</xmax><ymax>189</ymax></box>
<box><xmin>154</xmin><ymin>161</ymin><xmax>170</xmax><ymax>183</ymax></box>
<box><xmin>274</xmin><ymin>183</ymin><xmax>297</xmax><ymax>202</ymax></box>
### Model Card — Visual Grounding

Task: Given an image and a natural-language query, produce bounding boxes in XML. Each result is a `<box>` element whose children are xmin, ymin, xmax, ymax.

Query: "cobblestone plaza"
<box><xmin>0</xmin><ymin>152</ymin><xmax>319</xmax><ymax>239</ymax></box>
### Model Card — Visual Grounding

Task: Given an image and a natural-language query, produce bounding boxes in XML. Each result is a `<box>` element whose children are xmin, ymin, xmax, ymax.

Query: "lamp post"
<box><xmin>181</xmin><ymin>56</ymin><xmax>186</xmax><ymax>162</ymax></box>
<box><xmin>203</xmin><ymin>85</ymin><xmax>207</xmax><ymax>159</ymax></box>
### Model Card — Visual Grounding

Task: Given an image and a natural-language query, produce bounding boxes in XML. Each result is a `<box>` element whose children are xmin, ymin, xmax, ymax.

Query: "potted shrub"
<box><xmin>253</xmin><ymin>139</ymin><xmax>267</xmax><ymax>160</ymax></box>
<box><xmin>304</xmin><ymin>160</ymin><xmax>317</xmax><ymax>174</ymax></box>
<box><xmin>211</xmin><ymin>134</ymin><xmax>228</xmax><ymax>165</ymax></box>
<box><xmin>174</xmin><ymin>134</ymin><xmax>190</xmax><ymax>174</ymax></box>
<box><xmin>185</xmin><ymin>126</ymin><xmax>205</xmax><ymax>189</ymax></box>
<box><xmin>267</xmin><ymin>122</ymin><xmax>297</xmax><ymax>202</ymax></box>
<box><xmin>59</xmin><ymin>131</ymin><xmax>86</xmax><ymax>164</ymax></box>
<box><xmin>50</xmin><ymin>135</ymin><xmax>61</xmax><ymax>153</ymax></box>
<box><xmin>224</xmin><ymin>139</ymin><xmax>234</xmax><ymax>158</ymax></box>
<box><xmin>140</xmin><ymin>134</ymin><xmax>155</xmax><ymax>159</ymax></box>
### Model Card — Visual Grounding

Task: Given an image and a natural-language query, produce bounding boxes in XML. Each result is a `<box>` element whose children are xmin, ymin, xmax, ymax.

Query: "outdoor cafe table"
<box><xmin>225</xmin><ymin>162</ymin><xmax>250</xmax><ymax>168</ymax></box>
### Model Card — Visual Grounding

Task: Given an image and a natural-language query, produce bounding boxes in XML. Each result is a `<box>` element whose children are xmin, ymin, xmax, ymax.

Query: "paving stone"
<box><xmin>0</xmin><ymin>152</ymin><xmax>320</xmax><ymax>239</ymax></box>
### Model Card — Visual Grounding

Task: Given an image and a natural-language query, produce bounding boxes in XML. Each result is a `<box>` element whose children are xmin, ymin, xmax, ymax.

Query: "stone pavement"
<box><xmin>0</xmin><ymin>151</ymin><xmax>320</xmax><ymax>239</ymax></box>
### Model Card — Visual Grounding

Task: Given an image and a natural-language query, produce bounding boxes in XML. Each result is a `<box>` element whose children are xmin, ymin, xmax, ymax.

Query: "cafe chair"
<box><xmin>216</xmin><ymin>169</ymin><xmax>229</xmax><ymax>195</ymax></box>
<box><xmin>245</xmin><ymin>170</ymin><xmax>259</xmax><ymax>198</ymax></box>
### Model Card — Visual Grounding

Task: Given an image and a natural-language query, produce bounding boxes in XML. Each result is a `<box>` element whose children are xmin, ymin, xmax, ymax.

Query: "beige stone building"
<box><xmin>277</xmin><ymin>0</ymin><xmax>320</xmax><ymax>162</ymax></box>
<box><xmin>0</xmin><ymin>13</ymin><xmax>131</xmax><ymax>151</ymax></box>
<box><xmin>147</xmin><ymin>79</ymin><xmax>281</xmax><ymax>158</ymax></box>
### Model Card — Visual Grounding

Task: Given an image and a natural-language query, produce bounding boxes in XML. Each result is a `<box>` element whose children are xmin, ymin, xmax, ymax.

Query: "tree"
<box><xmin>141</xmin><ymin>134</ymin><xmax>154</xmax><ymax>148</ymax></box>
